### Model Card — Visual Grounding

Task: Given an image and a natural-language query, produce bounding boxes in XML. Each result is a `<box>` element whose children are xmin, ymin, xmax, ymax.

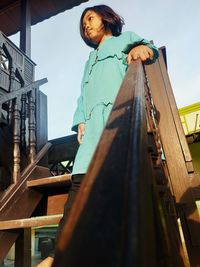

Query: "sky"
<box><xmin>10</xmin><ymin>0</ymin><xmax>200</xmax><ymax>140</ymax></box>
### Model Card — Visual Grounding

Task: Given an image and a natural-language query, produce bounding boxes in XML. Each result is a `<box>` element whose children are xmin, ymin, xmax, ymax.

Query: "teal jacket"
<box><xmin>72</xmin><ymin>31</ymin><xmax>159</xmax><ymax>132</ymax></box>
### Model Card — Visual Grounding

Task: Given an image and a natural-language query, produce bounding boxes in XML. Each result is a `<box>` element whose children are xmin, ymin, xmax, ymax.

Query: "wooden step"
<box><xmin>0</xmin><ymin>214</ymin><xmax>62</xmax><ymax>230</ymax></box>
<box><xmin>27</xmin><ymin>174</ymin><xmax>72</xmax><ymax>189</ymax></box>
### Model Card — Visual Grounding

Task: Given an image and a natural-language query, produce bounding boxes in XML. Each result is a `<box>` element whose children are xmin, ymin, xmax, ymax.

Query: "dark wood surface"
<box><xmin>0</xmin><ymin>214</ymin><xmax>62</xmax><ymax>230</ymax></box>
<box><xmin>0</xmin><ymin>143</ymin><xmax>52</xmax><ymax>262</ymax></box>
<box><xmin>15</xmin><ymin>228</ymin><xmax>31</xmax><ymax>267</ymax></box>
<box><xmin>52</xmin><ymin>61</ymin><xmax>185</xmax><ymax>267</ymax></box>
<box><xmin>0</xmin><ymin>0</ymin><xmax>89</xmax><ymax>36</ymax></box>
<box><xmin>145</xmin><ymin>52</ymin><xmax>200</xmax><ymax>263</ymax></box>
<box><xmin>145</xmin><ymin>53</ymin><xmax>196</xmax><ymax>203</ymax></box>
<box><xmin>27</xmin><ymin>174</ymin><xmax>71</xmax><ymax>188</ymax></box>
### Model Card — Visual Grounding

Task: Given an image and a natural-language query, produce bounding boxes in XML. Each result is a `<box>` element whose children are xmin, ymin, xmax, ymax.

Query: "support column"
<box><xmin>15</xmin><ymin>228</ymin><xmax>32</xmax><ymax>267</ymax></box>
<box><xmin>20</xmin><ymin>0</ymin><xmax>31</xmax><ymax>57</ymax></box>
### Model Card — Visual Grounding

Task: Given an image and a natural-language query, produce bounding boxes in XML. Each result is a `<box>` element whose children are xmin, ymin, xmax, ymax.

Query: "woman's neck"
<box><xmin>100</xmin><ymin>32</ymin><xmax>113</xmax><ymax>44</ymax></box>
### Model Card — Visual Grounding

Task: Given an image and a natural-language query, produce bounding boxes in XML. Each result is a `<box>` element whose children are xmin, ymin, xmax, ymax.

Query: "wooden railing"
<box><xmin>0</xmin><ymin>32</ymin><xmax>48</xmax><ymax>187</ymax></box>
<box><xmin>0</xmin><ymin>79</ymin><xmax>47</xmax><ymax>183</ymax></box>
<box><xmin>52</xmin><ymin>60</ymin><xmax>192</xmax><ymax>267</ymax></box>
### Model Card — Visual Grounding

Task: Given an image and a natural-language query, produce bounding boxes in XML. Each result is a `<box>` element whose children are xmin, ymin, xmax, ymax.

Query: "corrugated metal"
<box><xmin>0</xmin><ymin>0</ymin><xmax>89</xmax><ymax>36</ymax></box>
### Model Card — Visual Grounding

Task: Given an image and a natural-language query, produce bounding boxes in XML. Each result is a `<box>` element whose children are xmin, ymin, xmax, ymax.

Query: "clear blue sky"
<box><xmin>11</xmin><ymin>0</ymin><xmax>200</xmax><ymax>139</ymax></box>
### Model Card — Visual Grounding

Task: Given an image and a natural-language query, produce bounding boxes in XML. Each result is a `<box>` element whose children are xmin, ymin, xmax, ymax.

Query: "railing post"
<box><xmin>15</xmin><ymin>228</ymin><xmax>32</xmax><ymax>267</ymax></box>
<box><xmin>21</xmin><ymin>92</ymin><xmax>27</xmax><ymax>150</ymax></box>
<box><xmin>13</xmin><ymin>98</ymin><xmax>21</xmax><ymax>183</ymax></box>
<box><xmin>28</xmin><ymin>90</ymin><xmax>36</xmax><ymax>163</ymax></box>
<box><xmin>8</xmin><ymin>66</ymin><xmax>15</xmax><ymax>125</ymax></box>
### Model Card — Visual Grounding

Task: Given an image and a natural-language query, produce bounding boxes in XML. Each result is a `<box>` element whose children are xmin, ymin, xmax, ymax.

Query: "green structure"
<box><xmin>179</xmin><ymin>102</ymin><xmax>200</xmax><ymax>175</ymax></box>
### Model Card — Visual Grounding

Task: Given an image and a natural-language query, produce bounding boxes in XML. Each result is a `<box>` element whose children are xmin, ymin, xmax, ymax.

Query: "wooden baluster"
<box><xmin>28</xmin><ymin>90</ymin><xmax>36</xmax><ymax>163</ymax></box>
<box><xmin>21</xmin><ymin>92</ymin><xmax>27</xmax><ymax>150</ymax></box>
<box><xmin>8</xmin><ymin>66</ymin><xmax>15</xmax><ymax>125</ymax></box>
<box><xmin>13</xmin><ymin>98</ymin><xmax>21</xmax><ymax>183</ymax></box>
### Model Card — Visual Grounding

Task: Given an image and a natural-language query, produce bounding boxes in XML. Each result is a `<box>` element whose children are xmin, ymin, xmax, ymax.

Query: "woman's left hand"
<box><xmin>127</xmin><ymin>45</ymin><xmax>154</xmax><ymax>64</ymax></box>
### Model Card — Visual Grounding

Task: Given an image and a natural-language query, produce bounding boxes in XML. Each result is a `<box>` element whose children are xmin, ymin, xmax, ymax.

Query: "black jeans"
<box><xmin>49</xmin><ymin>174</ymin><xmax>85</xmax><ymax>256</ymax></box>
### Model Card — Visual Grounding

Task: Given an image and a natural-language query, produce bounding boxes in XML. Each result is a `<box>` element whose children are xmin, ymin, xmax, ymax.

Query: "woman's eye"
<box><xmin>88</xmin><ymin>16</ymin><xmax>93</xmax><ymax>21</ymax></box>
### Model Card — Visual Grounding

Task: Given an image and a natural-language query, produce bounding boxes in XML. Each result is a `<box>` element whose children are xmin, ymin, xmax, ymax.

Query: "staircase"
<box><xmin>51</xmin><ymin>53</ymin><xmax>200</xmax><ymax>267</ymax></box>
<box><xmin>0</xmin><ymin>135</ymin><xmax>77</xmax><ymax>266</ymax></box>
<box><xmin>0</xmin><ymin>34</ymin><xmax>199</xmax><ymax>267</ymax></box>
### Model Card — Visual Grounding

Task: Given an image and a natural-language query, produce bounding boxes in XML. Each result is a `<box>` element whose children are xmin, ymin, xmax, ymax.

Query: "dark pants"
<box><xmin>50</xmin><ymin>174</ymin><xmax>85</xmax><ymax>256</ymax></box>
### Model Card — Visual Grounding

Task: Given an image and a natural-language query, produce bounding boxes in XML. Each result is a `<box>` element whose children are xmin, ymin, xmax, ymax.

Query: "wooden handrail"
<box><xmin>0</xmin><ymin>78</ymin><xmax>47</xmax><ymax>106</ymax></box>
<box><xmin>52</xmin><ymin>60</ymin><xmax>185</xmax><ymax>267</ymax></box>
<box><xmin>0</xmin><ymin>214</ymin><xmax>62</xmax><ymax>230</ymax></box>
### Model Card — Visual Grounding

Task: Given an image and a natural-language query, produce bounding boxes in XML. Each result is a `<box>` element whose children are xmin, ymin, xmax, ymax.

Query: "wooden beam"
<box><xmin>145</xmin><ymin>52</ymin><xmax>200</xmax><ymax>249</ymax></box>
<box><xmin>52</xmin><ymin>61</ymin><xmax>185</xmax><ymax>267</ymax></box>
<box><xmin>27</xmin><ymin>174</ymin><xmax>72</xmax><ymax>189</ymax></box>
<box><xmin>0</xmin><ymin>78</ymin><xmax>48</xmax><ymax>105</ymax></box>
<box><xmin>20</xmin><ymin>0</ymin><xmax>31</xmax><ymax>57</ymax></box>
<box><xmin>0</xmin><ymin>214</ymin><xmax>62</xmax><ymax>230</ymax></box>
<box><xmin>15</xmin><ymin>228</ymin><xmax>31</xmax><ymax>267</ymax></box>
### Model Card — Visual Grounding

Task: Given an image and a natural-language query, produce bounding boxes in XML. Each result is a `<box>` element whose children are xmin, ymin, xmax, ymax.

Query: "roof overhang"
<box><xmin>0</xmin><ymin>0</ymin><xmax>89</xmax><ymax>36</ymax></box>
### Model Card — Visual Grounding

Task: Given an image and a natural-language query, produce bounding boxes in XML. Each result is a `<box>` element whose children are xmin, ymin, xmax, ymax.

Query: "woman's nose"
<box><xmin>85</xmin><ymin>23</ymin><xmax>90</xmax><ymax>30</ymax></box>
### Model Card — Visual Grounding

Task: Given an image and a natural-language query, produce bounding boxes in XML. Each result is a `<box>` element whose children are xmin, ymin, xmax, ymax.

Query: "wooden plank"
<box><xmin>27</xmin><ymin>174</ymin><xmax>71</xmax><ymax>188</ymax></box>
<box><xmin>0</xmin><ymin>78</ymin><xmax>48</xmax><ymax>105</ymax></box>
<box><xmin>186</xmin><ymin>161</ymin><xmax>195</xmax><ymax>173</ymax></box>
<box><xmin>47</xmin><ymin>194</ymin><xmax>68</xmax><ymax>215</ymax></box>
<box><xmin>52</xmin><ymin>61</ymin><xmax>185</xmax><ymax>267</ymax></box>
<box><xmin>35</xmin><ymin>89</ymin><xmax>48</xmax><ymax>154</ymax></box>
<box><xmin>145</xmin><ymin>53</ymin><xmax>195</xmax><ymax>203</ymax></box>
<box><xmin>158</xmin><ymin>52</ymin><xmax>193</xmax><ymax>165</ymax></box>
<box><xmin>0</xmin><ymin>182</ymin><xmax>43</xmax><ymax>263</ymax></box>
<box><xmin>189</xmin><ymin>173</ymin><xmax>200</xmax><ymax>199</ymax></box>
<box><xmin>20</xmin><ymin>142</ymin><xmax>52</xmax><ymax>180</ymax></box>
<box><xmin>15</xmin><ymin>228</ymin><xmax>31</xmax><ymax>267</ymax></box>
<box><xmin>0</xmin><ymin>214</ymin><xmax>62</xmax><ymax>230</ymax></box>
<box><xmin>20</xmin><ymin>0</ymin><xmax>31</xmax><ymax>57</ymax></box>
<box><xmin>145</xmin><ymin>54</ymin><xmax>200</xmax><ymax>246</ymax></box>
<box><xmin>0</xmin><ymin>231</ymin><xmax>18</xmax><ymax>264</ymax></box>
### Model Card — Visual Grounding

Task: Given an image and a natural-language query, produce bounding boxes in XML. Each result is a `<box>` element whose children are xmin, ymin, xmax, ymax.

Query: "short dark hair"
<box><xmin>80</xmin><ymin>5</ymin><xmax>124</xmax><ymax>49</ymax></box>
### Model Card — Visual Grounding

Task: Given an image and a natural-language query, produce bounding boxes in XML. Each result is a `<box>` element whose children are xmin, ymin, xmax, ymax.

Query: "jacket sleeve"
<box><xmin>71</xmin><ymin>61</ymin><xmax>89</xmax><ymax>132</ymax></box>
<box><xmin>122</xmin><ymin>31</ymin><xmax>159</xmax><ymax>64</ymax></box>
<box><xmin>71</xmin><ymin>94</ymin><xmax>85</xmax><ymax>132</ymax></box>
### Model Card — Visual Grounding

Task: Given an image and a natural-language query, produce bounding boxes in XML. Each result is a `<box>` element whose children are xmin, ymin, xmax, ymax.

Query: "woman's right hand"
<box><xmin>77</xmin><ymin>123</ymin><xmax>85</xmax><ymax>144</ymax></box>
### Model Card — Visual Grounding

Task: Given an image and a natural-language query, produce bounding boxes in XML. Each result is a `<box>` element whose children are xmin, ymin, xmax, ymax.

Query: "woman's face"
<box><xmin>82</xmin><ymin>10</ymin><xmax>108</xmax><ymax>45</ymax></box>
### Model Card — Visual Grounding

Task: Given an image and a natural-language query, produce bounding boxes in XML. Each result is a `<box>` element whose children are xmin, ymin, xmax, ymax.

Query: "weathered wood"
<box><xmin>28</xmin><ymin>90</ymin><xmax>36</xmax><ymax>163</ymax></box>
<box><xmin>0</xmin><ymin>232</ymin><xmax>18</xmax><ymax>264</ymax></box>
<box><xmin>0</xmin><ymin>188</ymin><xmax>43</xmax><ymax>262</ymax></box>
<box><xmin>15</xmin><ymin>228</ymin><xmax>31</xmax><ymax>267</ymax></box>
<box><xmin>27</xmin><ymin>166</ymin><xmax>52</xmax><ymax>180</ymax></box>
<box><xmin>21</xmin><ymin>93</ymin><xmax>27</xmax><ymax>150</ymax></box>
<box><xmin>145</xmin><ymin>52</ymin><xmax>200</xmax><ymax>249</ymax></box>
<box><xmin>20</xmin><ymin>142</ymin><xmax>52</xmax><ymax>180</ymax></box>
<box><xmin>35</xmin><ymin>89</ymin><xmax>48</xmax><ymax>154</ymax></box>
<box><xmin>158</xmin><ymin>53</ymin><xmax>193</xmax><ymax>165</ymax></box>
<box><xmin>188</xmin><ymin>173</ymin><xmax>200</xmax><ymax>200</ymax></box>
<box><xmin>53</xmin><ymin>61</ymin><xmax>184</xmax><ymax>267</ymax></box>
<box><xmin>27</xmin><ymin>174</ymin><xmax>71</xmax><ymax>189</ymax></box>
<box><xmin>20</xmin><ymin>0</ymin><xmax>31</xmax><ymax>57</ymax></box>
<box><xmin>0</xmin><ymin>78</ymin><xmax>47</xmax><ymax>106</ymax></box>
<box><xmin>47</xmin><ymin>194</ymin><xmax>68</xmax><ymax>215</ymax></box>
<box><xmin>0</xmin><ymin>214</ymin><xmax>62</xmax><ymax>230</ymax></box>
<box><xmin>13</xmin><ymin>100</ymin><xmax>21</xmax><ymax>183</ymax></box>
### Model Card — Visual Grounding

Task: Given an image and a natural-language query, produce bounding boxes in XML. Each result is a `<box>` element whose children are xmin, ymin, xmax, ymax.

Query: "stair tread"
<box><xmin>0</xmin><ymin>214</ymin><xmax>62</xmax><ymax>230</ymax></box>
<box><xmin>27</xmin><ymin>174</ymin><xmax>72</xmax><ymax>188</ymax></box>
